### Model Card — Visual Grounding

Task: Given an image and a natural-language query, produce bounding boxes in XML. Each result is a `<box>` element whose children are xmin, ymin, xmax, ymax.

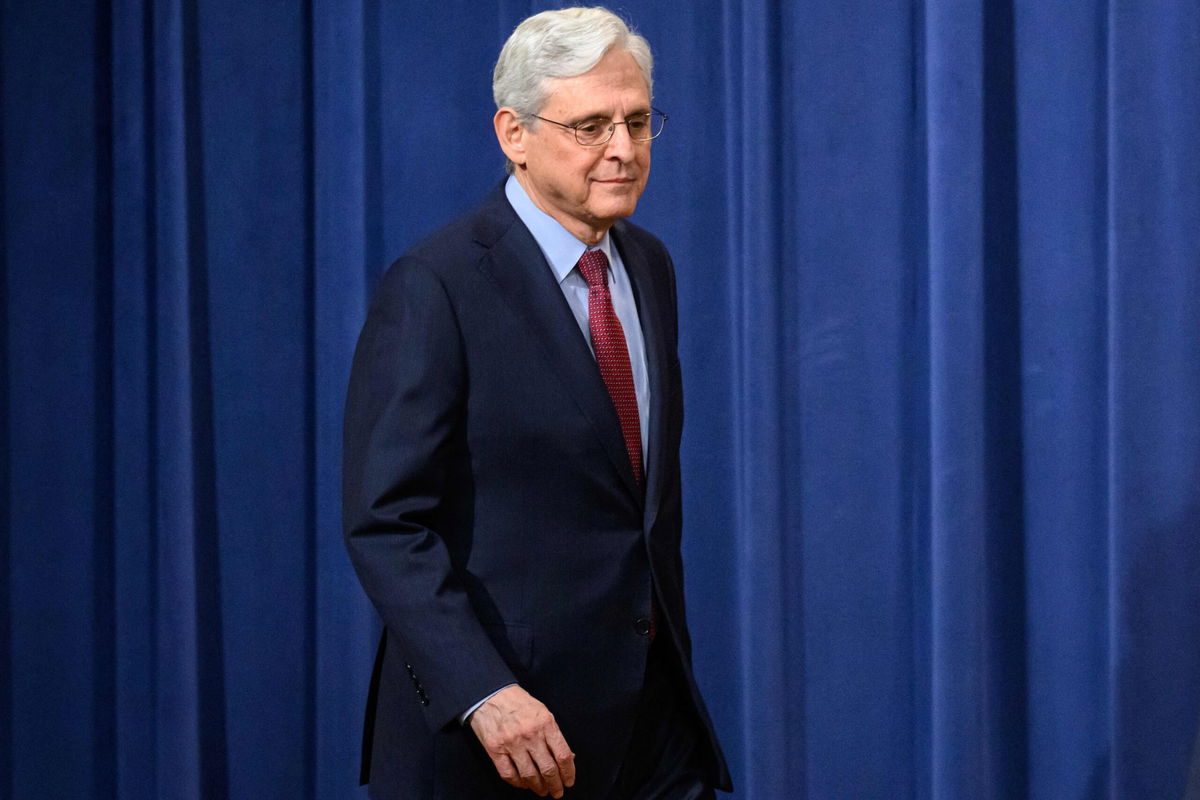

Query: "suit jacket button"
<box><xmin>634</xmin><ymin>617</ymin><xmax>652</xmax><ymax>637</ymax></box>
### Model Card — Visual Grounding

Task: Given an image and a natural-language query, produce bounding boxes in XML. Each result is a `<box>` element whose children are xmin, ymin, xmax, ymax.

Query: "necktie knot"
<box><xmin>578</xmin><ymin>249</ymin><xmax>609</xmax><ymax>288</ymax></box>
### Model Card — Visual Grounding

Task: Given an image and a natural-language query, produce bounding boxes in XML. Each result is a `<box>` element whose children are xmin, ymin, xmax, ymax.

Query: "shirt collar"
<box><xmin>505</xmin><ymin>175</ymin><xmax>614</xmax><ymax>284</ymax></box>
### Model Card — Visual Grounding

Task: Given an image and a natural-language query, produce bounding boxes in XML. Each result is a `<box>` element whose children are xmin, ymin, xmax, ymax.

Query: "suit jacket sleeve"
<box><xmin>342</xmin><ymin>255</ymin><xmax>515</xmax><ymax>731</ymax></box>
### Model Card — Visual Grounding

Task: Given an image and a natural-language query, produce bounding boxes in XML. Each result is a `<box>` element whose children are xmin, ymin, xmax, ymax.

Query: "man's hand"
<box><xmin>468</xmin><ymin>685</ymin><xmax>576</xmax><ymax>798</ymax></box>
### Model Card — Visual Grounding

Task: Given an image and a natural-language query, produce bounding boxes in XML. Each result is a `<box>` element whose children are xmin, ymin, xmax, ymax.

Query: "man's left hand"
<box><xmin>468</xmin><ymin>684</ymin><xmax>577</xmax><ymax>798</ymax></box>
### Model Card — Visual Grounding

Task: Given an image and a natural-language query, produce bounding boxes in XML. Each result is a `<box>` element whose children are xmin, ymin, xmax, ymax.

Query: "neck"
<box><xmin>514</xmin><ymin>170</ymin><xmax>610</xmax><ymax>246</ymax></box>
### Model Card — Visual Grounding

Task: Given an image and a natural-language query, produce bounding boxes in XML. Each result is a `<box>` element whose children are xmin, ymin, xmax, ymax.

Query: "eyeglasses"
<box><xmin>529</xmin><ymin>108</ymin><xmax>668</xmax><ymax>146</ymax></box>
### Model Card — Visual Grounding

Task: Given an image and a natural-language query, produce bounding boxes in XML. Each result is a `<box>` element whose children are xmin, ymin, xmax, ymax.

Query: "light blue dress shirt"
<box><xmin>460</xmin><ymin>177</ymin><xmax>654</xmax><ymax>725</ymax></box>
<box><xmin>504</xmin><ymin>175</ymin><xmax>650</xmax><ymax>461</ymax></box>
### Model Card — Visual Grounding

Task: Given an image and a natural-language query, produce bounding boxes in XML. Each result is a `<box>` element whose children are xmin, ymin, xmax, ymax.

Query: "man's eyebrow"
<box><xmin>564</xmin><ymin>110</ymin><xmax>611</xmax><ymax>125</ymax></box>
<box><xmin>566</xmin><ymin>106</ymin><xmax>652</xmax><ymax>125</ymax></box>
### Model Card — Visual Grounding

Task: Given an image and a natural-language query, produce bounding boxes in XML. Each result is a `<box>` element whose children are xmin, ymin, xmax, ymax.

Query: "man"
<box><xmin>342</xmin><ymin>7</ymin><xmax>731</xmax><ymax>798</ymax></box>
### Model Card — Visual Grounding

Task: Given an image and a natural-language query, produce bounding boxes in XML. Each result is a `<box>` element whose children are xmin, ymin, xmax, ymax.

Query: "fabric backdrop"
<box><xmin>3</xmin><ymin>0</ymin><xmax>1198</xmax><ymax>798</ymax></box>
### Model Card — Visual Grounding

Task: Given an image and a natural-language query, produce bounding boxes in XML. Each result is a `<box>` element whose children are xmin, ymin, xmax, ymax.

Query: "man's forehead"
<box><xmin>547</xmin><ymin>99</ymin><xmax>653</xmax><ymax>122</ymax></box>
<box><xmin>539</xmin><ymin>83</ymin><xmax>651</xmax><ymax>119</ymax></box>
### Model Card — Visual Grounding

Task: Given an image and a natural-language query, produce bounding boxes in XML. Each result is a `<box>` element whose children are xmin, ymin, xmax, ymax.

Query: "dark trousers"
<box><xmin>610</xmin><ymin>637</ymin><xmax>716</xmax><ymax>800</ymax></box>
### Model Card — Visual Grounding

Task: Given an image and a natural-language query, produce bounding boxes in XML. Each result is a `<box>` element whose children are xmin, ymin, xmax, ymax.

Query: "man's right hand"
<box><xmin>467</xmin><ymin>685</ymin><xmax>577</xmax><ymax>798</ymax></box>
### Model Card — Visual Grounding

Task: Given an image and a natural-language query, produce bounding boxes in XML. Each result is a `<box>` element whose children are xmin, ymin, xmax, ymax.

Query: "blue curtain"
<box><xmin>3</xmin><ymin>0</ymin><xmax>1198</xmax><ymax>798</ymax></box>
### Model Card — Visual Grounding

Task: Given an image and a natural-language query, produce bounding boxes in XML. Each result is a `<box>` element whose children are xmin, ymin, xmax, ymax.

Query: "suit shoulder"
<box><xmin>402</xmin><ymin>207</ymin><xmax>491</xmax><ymax>273</ymax></box>
<box><xmin>613</xmin><ymin>218</ymin><xmax>670</xmax><ymax>257</ymax></box>
<box><xmin>376</xmin><ymin>190</ymin><xmax>514</xmax><ymax>294</ymax></box>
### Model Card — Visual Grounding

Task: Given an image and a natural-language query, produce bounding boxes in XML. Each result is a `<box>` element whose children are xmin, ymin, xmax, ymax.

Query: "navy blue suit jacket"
<box><xmin>342</xmin><ymin>183</ymin><xmax>730</xmax><ymax>798</ymax></box>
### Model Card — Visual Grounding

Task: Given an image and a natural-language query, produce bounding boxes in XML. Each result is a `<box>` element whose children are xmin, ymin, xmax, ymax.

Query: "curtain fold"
<box><xmin>311</xmin><ymin>1</ymin><xmax>375</xmax><ymax>796</ymax></box>
<box><xmin>3</xmin><ymin>1</ymin><xmax>1198</xmax><ymax>798</ymax></box>
<box><xmin>1106</xmin><ymin>1</ymin><xmax>1200</xmax><ymax>795</ymax></box>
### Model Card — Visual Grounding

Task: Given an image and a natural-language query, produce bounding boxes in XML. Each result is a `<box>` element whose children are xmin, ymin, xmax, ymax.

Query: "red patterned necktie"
<box><xmin>577</xmin><ymin>249</ymin><xmax>644</xmax><ymax>487</ymax></box>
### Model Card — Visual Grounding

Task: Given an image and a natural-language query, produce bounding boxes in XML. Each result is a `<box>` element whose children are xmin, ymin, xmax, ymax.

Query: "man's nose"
<box><xmin>604</xmin><ymin>121</ymin><xmax>637</xmax><ymax>159</ymax></box>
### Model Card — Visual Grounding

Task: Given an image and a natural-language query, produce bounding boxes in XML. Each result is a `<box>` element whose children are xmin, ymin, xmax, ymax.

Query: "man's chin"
<box><xmin>587</xmin><ymin>198</ymin><xmax>640</xmax><ymax>223</ymax></box>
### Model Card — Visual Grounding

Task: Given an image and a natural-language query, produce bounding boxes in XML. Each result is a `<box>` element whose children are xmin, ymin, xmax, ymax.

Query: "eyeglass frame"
<box><xmin>526</xmin><ymin>107</ymin><xmax>669</xmax><ymax>146</ymax></box>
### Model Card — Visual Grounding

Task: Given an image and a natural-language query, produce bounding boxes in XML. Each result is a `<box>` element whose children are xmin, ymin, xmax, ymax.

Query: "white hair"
<box><xmin>493</xmin><ymin>7</ymin><xmax>654</xmax><ymax>171</ymax></box>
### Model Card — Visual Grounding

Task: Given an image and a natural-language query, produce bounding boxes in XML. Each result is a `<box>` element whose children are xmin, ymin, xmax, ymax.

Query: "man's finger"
<box><xmin>489</xmin><ymin>752</ymin><xmax>523</xmax><ymax>789</ymax></box>
<box><xmin>544</xmin><ymin>727</ymin><xmax>576</xmax><ymax>788</ymax></box>
<box><xmin>530</xmin><ymin>740</ymin><xmax>565</xmax><ymax>798</ymax></box>
<box><xmin>511</xmin><ymin>749</ymin><xmax>549</xmax><ymax>796</ymax></box>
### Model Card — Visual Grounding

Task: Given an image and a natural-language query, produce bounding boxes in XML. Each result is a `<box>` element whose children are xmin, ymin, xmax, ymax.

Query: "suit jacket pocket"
<box><xmin>483</xmin><ymin>622</ymin><xmax>533</xmax><ymax>674</ymax></box>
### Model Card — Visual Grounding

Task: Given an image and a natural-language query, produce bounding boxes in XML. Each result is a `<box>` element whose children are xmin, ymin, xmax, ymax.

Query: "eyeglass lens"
<box><xmin>575</xmin><ymin>112</ymin><xmax>666</xmax><ymax>145</ymax></box>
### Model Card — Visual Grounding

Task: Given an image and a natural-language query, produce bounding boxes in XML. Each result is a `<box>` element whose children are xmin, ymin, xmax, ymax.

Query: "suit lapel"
<box><xmin>473</xmin><ymin>188</ymin><xmax>643</xmax><ymax>503</ymax></box>
<box><xmin>612</xmin><ymin>223</ymin><xmax>670</xmax><ymax>532</ymax></box>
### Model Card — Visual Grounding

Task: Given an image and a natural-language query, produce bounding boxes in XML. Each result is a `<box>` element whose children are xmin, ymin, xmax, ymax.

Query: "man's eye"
<box><xmin>576</xmin><ymin>120</ymin><xmax>605</xmax><ymax>134</ymax></box>
<box><xmin>628</xmin><ymin>119</ymin><xmax>648</xmax><ymax>132</ymax></box>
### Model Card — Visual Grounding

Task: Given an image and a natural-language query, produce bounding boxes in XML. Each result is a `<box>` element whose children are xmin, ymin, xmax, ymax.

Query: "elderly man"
<box><xmin>343</xmin><ymin>7</ymin><xmax>731</xmax><ymax>798</ymax></box>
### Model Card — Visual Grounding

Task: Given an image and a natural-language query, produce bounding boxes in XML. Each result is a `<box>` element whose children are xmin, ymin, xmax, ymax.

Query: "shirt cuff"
<box><xmin>459</xmin><ymin>683</ymin><xmax>517</xmax><ymax>725</ymax></box>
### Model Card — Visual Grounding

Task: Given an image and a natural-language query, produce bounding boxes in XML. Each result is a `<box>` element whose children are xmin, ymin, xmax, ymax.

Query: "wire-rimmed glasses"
<box><xmin>529</xmin><ymin>108</ymin><xmax>668</xmax><ymax>146</ymax></box>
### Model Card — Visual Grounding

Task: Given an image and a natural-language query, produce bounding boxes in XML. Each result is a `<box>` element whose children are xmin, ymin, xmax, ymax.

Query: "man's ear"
<box><xmin>494</xmin><ymin>107</ymin><xmax>528</xmax><ymax>169</ymax></box>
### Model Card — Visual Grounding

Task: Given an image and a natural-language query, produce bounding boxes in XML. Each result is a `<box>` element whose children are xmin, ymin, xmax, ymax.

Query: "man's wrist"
<box><xmin>459</xmin><ymin>683</ymin><xmax>517</xmax><ymax>725</ymax></box>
